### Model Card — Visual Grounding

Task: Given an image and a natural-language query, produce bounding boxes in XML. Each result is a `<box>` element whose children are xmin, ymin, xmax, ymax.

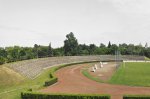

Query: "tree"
<box><xmin>110</xmin><ymin>44</ymin><xmax>118</xmax><ymax>54</ymax></box>
<box><xmin>145</xmin><ymin>43</ymin><xmax>148</xmax><ymax>48</ymax></box>
<box><xmin>24</xmin><ymin>47</ymin><xmax>35</xmax><ymax>59</ymax></box>
<box><xmin>119</xmin><ymin>43</ymin><xmax>127</xmax><ymax>55</ymax></box>
<box><xmin>19</xmin><ymin>48</ymin><xmax>26</xmax><ymax>60</ymax></box>
<box><xmin>0</xmin><ymin>57</ymin><xmax>5</xmax><ymax>65</ymax></box>
<box><xmin>53</xmin><ymin>47</ymin><xmax>64</xmax><ymax>56</ymax></box>
<box><xmin>37</xmin><ymin>46</ymin><xmax>49</xmax><ymax>58</ymax></box>
<box><xmin>34</xmin><ymin>44</ymin><xmax>39</xmax><ymax>58</ymax></box>
<box><xmin>108</xmin><ymin>41</ymin><xmax>111</xmax><ymax>48</ymax></box>
<box><xmin>126</xmin><ymin>44</ymin><xmax>135</xmax><ymax>55</ymax></box>
<box><xmin>0</xmin><ymin>47</ymin><xmax>7</xmax><ymax>58</ymax></box>
<box><xmin>5</xmin><ymin>46</ymin><xmax>21</xmax><ymax>62</ymax></box>
<box><xmin>89</xmin><ymin>44</ymin><xmax>96</xmax><ymax>55</ymax></box>
<box><xmin>144</xmin><ymin>47</ymin><xmax>150</xmax><ymax>58</ymax></box>
<box><xmin>64</xmin><ymin>32</ymin><xmax>78</xmax><ymax>56</ymax></box>
<box><xmin>100</xmin><ymin>43</ymin><xmax>106</xmax><ymax>48</ymax></box>
<box><xmin>48</xmin><ymin>43</ymin><xmax>53</xmax><ymax>57</ymax></box>
<box><xmin>78</xmin><ymin>44</ymin><xmax>89</xmax><ymax>55</ymax></box>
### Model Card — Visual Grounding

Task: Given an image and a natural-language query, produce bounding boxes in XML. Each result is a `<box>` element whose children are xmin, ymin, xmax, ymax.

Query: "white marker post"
<box><xmin>100</xmin><ymin>62</ymin><xmax>103</xmax><ymax>68</ymax></box>
<box><xmin>94</xmin><ymin>64</ymin><xmax>97</xmax><ymax>69</ymax></box>
<box><xmin>92</xmin><ymin>67</ymin><xmax>95</xmax><ymax>72</ymax></box>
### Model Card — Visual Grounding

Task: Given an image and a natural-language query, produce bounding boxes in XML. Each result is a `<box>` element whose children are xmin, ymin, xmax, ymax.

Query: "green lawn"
<box><xmin>109</xmin><ymin>62</ymin><xmax>150</xmax><ymax>86</ymax></box>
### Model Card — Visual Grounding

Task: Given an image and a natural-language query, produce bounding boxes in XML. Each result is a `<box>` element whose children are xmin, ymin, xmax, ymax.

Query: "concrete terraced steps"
<box><xmin>7</xmin><ymin>55</ymin><xmax>144</xmax><ymax>79</ymax></box>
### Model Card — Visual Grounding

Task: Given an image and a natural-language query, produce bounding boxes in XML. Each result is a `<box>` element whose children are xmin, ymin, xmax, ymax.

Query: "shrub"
<box><xmin>49</xmin><ymin>73</ymin><xmax>53</xmax><ymax>78</ymax></box>
<box><xmin>0</xmin><ymin>57</ymin><xmax>5</xmax><ymax>65</ymax></box>
<box><xmin>44</xmin><ymin>78</ymin><xmax>58</xmax><ymax>86</ymax></box>
<box><xmin>27</xmin><ymin>88</ymin><xmax>32</xmax><ymax>92</ymax></box>
<box><xmin>21</xmin><ymin>92</ymin><xmax>110</xmax><ymax>99</ymax></box>
<box><xmin>123</xmin><ymin>95</ymin><xmax>150</xmax><ymax>99</ymax></box>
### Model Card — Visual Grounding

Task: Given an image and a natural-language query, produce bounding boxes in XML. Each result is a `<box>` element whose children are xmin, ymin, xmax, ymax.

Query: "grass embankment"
<box><xmin>0</xmin><ymin>61</ymin><xmax>98</xmax><ymax>99</ymax></box>
<box><xmin>0</xmin><ymin>66</ymin><xmax>54</xmax><ymax>99</ymax></box>
<box><xmin>109</xmin><ymin>62</ymin><xmax>150</xmax><ymax>86</ymax></box>
<box><xmin>0</xmin><ymin>66</ymin><xmax>24</xmax><ymax>90</ymax></box>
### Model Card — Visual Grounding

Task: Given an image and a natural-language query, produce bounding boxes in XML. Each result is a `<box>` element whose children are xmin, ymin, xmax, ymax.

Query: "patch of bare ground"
<box><xmin>88</xmin><ymin>62</ymin><xmax>116</xmax><ymax>82</ymax></box>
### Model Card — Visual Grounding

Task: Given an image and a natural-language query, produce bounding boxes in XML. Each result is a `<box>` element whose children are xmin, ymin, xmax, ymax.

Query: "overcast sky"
<box><xmin>0</xmin><ymin>0</ymin><xmax>150</xmax><ymax>48</ymax></box>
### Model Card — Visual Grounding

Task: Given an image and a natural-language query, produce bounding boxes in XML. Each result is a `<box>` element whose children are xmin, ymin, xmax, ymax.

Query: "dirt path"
<box><xmin>89</xmin><ymin>62</ymin><xmax>116</xmax><ymax>81</ymax></box>
<box><xmin>41</xmin><ymin>63</ymin><xmax>150</xmax><ymax>99</ymax></box>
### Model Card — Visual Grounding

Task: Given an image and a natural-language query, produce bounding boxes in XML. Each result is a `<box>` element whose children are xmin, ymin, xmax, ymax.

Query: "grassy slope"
<box><xmin>0</xmin><ymin>61</ymin><xmax>98</xmax><ymax>99</ymax></box>
<box><xmin>0</xmin><ymin>66</ymin><xmax>24</xmax><ymax>90</ymax></box>
<box><xmin>0</xmin><ymin>66</ymin><xmax>52</xmax><ymax>99</ymax></box>
<box><xmin>109</xmin><ymin>62</ymin><xmax>150</xmax><ymax>86</ymax></box>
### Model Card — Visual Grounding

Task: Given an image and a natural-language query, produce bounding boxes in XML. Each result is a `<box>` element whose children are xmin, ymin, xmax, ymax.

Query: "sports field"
<box><xmin>109</xmin><ymin>62</ymin><xmax>150</xmax><ymax>86</ymax></box>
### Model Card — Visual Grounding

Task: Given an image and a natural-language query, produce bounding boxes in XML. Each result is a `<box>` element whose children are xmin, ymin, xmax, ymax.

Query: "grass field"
<box><xmin>109</xmin><ymin>62</ymin><xmax>150</xmax><ymax>86</ymax></box>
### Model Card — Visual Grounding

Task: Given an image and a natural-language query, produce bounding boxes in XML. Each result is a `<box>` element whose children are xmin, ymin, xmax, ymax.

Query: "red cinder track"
<box><xmin>41</xmin><ymin>63</ymin><xmax>150</xmax><ymax>99</ymax></box>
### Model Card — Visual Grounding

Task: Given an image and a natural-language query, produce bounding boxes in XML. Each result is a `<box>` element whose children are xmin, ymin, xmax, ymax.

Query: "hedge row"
<box><xmin>21</xmin><ymin>92</ymin><xmax>110</xmax><ymax>99</ymax></box>
<box><xmin>21</xmin><ymin>93</ymin><xmax>150</xmax><ymax>99</ymax></box>
<box><xmin>45</xmin><ymin>78</ymin><xmax>58</xmax><ymax>86</ymax></box>
<box><xmin>44</xmin><ymin>61</ymin><xmax>98</xmax><ymax>86</ymax></box>
<box><xmin>123</xmin><ymin>95</ymin><xmax>150</xmax><ymax>99</ymax></box>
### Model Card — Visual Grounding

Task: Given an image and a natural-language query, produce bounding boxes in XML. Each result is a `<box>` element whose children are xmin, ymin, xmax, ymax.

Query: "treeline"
<box><xmin>0</xmin><ymin>32</ymin><xmax>150</xmax><ymax>65</ymax></box>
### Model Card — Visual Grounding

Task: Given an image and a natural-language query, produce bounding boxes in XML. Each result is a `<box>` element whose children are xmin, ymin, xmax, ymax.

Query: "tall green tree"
<box><xmin>107</xmin><ymin>41</ymin><xmax>112</xmax><ymax>54</ymax></box>
<box><xmin>48</xmin><ymin>43</ymin><xmax>53</xmax><ymax>57</ymax></box>
<box><xmin>64</xmin><ymin>32</ymin><xmax>78</xmax><ymax>56</ymax></box>
<box><xmin>89</xmin><ymin>44</ymin><xmax>96</xmax><ymax>55</ymax></box>
<box><xmin>78</xmin><ymin>44</ymin><xmax>89</xmax><ymax>55</ymax></box>
<box><xmin>53</xmin><ymin>47</ymin><xmax>64</xmax><ymax>56</ymax></box>
<box><xmin>0</xmin><ymin>57</ymin><xmax>5</xmax><ymax>65</ymax></box>
<box><xmin>0</xmin><ymin>47</ymin><xmax>7</xmax><ymax>58</ymax></box>
<box><xmin>144</xmin><ymin>47</ymin><xmax>150</xmax><ymax>58</ymax></box>
<box><xmin>34</xmin><ymin>44</ymin><xmax>39</xmax><ymax>58</ymax></box>
<box><xmin>110</xmin><ymin>44</ymin><xmax>118</xmax><ymax>54</ymax></box>
<box><xmin>119</xmin><ymin>43</ymin><xmax>127</xmax><ymax>55</ymax></box>
<box><xmin>100</xmin><ymin>43</ymin><xmax>106</xmax><ymax>48</ymax></box>
<box><xmin>108</xmin><ymin>41</ymin><xmax>111</xmax><ymax>48</ymax></box>
<box><xmin>145</xmin><ymin>43</ymin><xmax>148</xmax><ymax>48</ymax></box>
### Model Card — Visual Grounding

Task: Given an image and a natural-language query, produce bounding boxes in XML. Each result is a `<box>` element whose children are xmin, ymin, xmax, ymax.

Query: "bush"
<box><xmin>21</xmin><ymin>92</ymin><xmax>110</xmax><ymax>99</ymax></box>
<box><xmin>123</xmin><ymin>95</ymin><xmax>150</xmax><ymax>99</ymax></box>
<box><xmin>27</xmin><ymin>88</ymin><xmax>32</xmax><ymax>92</ymax></box>
<box><xmin>0</xmin><ymin>57</ymin><xmax>5</xmax><ymax>65</ymax></box>
<box><xmin>49</xmin><ymin>73</ymin><xmax>53</xmax><ymax>78</ymax></box>
<box><xmin>44</xmin><ymin>77</ymin><xmax>58</xmax><ymax>86</ymax></box>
